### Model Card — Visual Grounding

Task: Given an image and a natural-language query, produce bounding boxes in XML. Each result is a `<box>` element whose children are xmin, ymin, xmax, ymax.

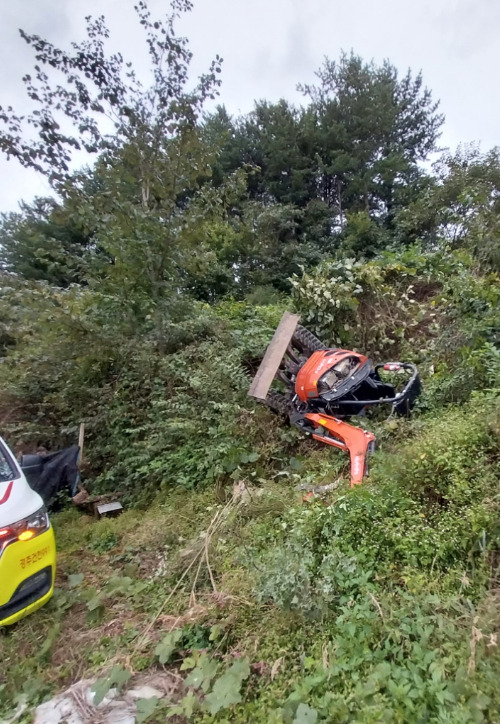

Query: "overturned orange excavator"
<box><xmin>248</xmin><ymin>313</ymin><xmax>421</xmax><ymax>487</ymax></box>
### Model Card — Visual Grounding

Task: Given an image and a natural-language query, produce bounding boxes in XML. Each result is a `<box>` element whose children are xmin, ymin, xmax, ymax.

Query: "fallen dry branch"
<box><xmin>133</xmin><ymin>497</ymin><xmax>239</xmax><ymax>655</ymax></box>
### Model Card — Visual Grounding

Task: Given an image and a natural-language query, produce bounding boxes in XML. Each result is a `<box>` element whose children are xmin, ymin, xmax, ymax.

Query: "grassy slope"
<box><xmin>2</xmin><ymin>396</ymin><xmax>500</xmax><ymax>723</ymax></box>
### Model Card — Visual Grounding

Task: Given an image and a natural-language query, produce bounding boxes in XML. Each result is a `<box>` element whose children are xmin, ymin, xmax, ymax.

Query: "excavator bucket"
<box><xmin>248</xmin><ymin>311</ymin><xmax>300</xmax><ymax>401</ymax></box>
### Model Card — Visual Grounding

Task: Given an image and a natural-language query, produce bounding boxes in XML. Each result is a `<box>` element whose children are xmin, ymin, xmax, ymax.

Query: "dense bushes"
<box><xmin>2</xmin><ymin>244</ymin><xmax>500</xmax><ymax>503</ymax></box>
<box><xmin>0</xmin><ymin>297</ymin><xmax>293</xmax><ymax>499</ymax></box>
<box><xmin>252</xmin><ymin>394</ymin><xmax>500</xmax><ymax>618</ymax></box>
<box><xmin>290</xmin><ymin>246</ymin><xmax>475</xmax><ymax>356</ymax></box>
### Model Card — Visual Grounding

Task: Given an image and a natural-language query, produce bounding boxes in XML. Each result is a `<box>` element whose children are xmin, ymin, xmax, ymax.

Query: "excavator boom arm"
<box><xmin>305</xmin><ymin>413</ymin><xmax>376</xmax><ymax>486</ymax></box>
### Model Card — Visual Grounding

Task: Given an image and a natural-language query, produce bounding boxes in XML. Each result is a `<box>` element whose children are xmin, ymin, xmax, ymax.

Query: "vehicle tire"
<box><xmin>264</xmin><ymin>390</ymin><xmax>289</xmax><ymax>416</ymax></box>
<box><xmin>291</xmin><ymin>325</ymin><xmax>326</xmax><ymax>355</ymax></box>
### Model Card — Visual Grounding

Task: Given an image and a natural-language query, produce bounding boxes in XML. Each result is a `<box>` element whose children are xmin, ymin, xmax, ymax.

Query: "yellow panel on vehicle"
<box><xmin>0</xmin><ymin>527</ymin><xmax>56</xmax><ymax>626</ymax></box>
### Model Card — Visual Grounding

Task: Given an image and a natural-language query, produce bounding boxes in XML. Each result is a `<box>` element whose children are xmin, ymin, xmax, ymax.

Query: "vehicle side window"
<box><xmin>0</xmin><ymin>447</ymin><xmax>16</xmax><ymax>482</ymax></box>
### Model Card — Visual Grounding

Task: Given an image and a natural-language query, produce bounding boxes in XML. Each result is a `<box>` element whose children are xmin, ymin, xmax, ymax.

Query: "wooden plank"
<box><xmin>78</xmin><ymin>422</ymin><xmax>85</xmax><ymax>462</ymax></box>
<box><xmin>248</xmin><ymin>311</ymin><xmax>300</xmax><ymax>400</ymax></box>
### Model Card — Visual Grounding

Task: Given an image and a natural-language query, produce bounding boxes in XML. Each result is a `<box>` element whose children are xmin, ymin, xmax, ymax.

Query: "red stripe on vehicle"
<box><xmin>0</xmin><ymin>481</ymin><xmax>13</xmax><ymax>505</ymax></box>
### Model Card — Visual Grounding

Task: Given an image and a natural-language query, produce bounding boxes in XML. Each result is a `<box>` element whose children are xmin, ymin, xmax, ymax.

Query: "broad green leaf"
<box><xmin>185</xmin><ymin>654</ymin><xmax>219</xmax><ymax>693</ymax></box>
<box><xmin>166</xmin><ymin>692</ymin><xmax>197</xmax><ymax>719</ymax></box>
<box><xmin>209</xmin><ymin>624</ymin><xmax>224</xmax><ymax>641</ymax></box>
<box><xmin>68</xmin><ymin>573</ymin><xmax>84</xmax><ymax>588</ymax></box>
<box><xmin>293</xmin><ymin>703</ymin><xmax>318</xmax><ymax>724</ymax></box>
<box><xmin>105</xmin><ymin>576</ymin><xmax>133</xmax><ymax>594</ymax></box>
<box><xmin>38</xmin><ymin>623</ymin><xmax>61</xmax><ymax>659</ymax></box>
<box><xmin>91</xmin><ymin>677</ymin><xmax>112</xmax><ymax>708</ymax></box>
<box><xmin>185</xmin><ymin>667</ymin><xmax>205</xmax><ymax>689</ymax></box>
<box><xmin>136</xmin><ymin>697</ymin><xmax>160</xmax><ymax>723</ymax></box>
<box><xmin>155</xmin><ymin>629</ymin><xmax>183</xmax><ymax>664</ymax></box>
<box><xmin>181</xmin><ymin>692</ymin><xmax>197</xmax><ymax>718</ymax></box>
<box><xmin>180</xmin><ymin>655</ymin><xmax>197</xmax><ymax>671</ymax></box>
<box><xmin>86</xmin><ymin>594</ymin><xmax>104</xmax><ymax>612</ymax></box>
<box><xmin>110</xmin><ymin>666</ymin><xmax>132</xmax><ymax>689</ymax></box>
<box><xmin>204</xmin><ymin>658</ymin><xmax>250</xmax><ymax>715</ymax></box>
<box><xmin>92</xmin><ymin>666</ymin><xmax>131</xmax><ymax>706</ymax></box>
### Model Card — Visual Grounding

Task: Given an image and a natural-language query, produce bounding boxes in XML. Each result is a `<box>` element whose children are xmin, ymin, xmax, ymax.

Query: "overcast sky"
<box><xmin>0</xmin><ymin>0</ymin><xmax>499</xmax><ymax>213</ymax></box>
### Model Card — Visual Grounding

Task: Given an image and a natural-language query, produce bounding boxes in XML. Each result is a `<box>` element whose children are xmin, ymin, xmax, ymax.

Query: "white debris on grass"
<box><xmin>30</xmin><ymin>678</ymin><xmax>166</xmax><ymax>724</ymax></box>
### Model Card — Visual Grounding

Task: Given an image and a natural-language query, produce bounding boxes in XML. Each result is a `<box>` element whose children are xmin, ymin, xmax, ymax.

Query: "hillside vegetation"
<box><xmin>1</xmin><ymin>2</ymin><xmax>500</xmax><ymax>722</ymax></box>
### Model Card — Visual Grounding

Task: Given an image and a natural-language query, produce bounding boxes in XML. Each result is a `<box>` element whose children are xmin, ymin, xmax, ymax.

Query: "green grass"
<box><xmin>1</xmin><ymin>397</ymin><xmax>500</xmax><ymax>723</ymax></box>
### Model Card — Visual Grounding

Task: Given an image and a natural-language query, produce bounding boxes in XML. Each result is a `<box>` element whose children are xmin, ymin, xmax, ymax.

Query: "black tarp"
<box><xmin>21</xmin><ymin>445</ymin><xmax>80</xmax><ymax>507</ymax></box>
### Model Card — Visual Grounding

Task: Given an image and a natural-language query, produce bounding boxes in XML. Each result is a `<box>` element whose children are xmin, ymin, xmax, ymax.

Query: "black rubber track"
<box><xmin>264</xmin><ymin>390</ymin><xmax>289</xmax><ymax>416</ymax></box>
<box><xmin>291</xmin><ymin>325</ymin><xmax>326</xmax><ymax>355</ymax></box>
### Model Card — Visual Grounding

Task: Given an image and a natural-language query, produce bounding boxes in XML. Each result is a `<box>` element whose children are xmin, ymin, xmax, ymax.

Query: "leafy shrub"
<box><xmin>289</xmin><ymin>246</ymin><xmax>456</xmax><ymax>356</ymax></box>
<box><xmin>255</xmin><ymin>539</ymin><xmax>370</xmax><ymax>618</ymax></box>
<box><xmin>378</xmin><ymin>394</ymin><xmax>500</xmax><ymax>507</ymax></box>
<box><xmin>278</xmin><ymin>591</ymin><xmax>498</xmax><ymax>724</ymax></box>
<box><xmin>85</xmin><ymin>523</ymin><xmax>120</xmax><ymax>553</ymax></box>
<box><xmin>253</xmin><ymin>395</ymin><xmax>499</xmax><ymax>610</ymax></box>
